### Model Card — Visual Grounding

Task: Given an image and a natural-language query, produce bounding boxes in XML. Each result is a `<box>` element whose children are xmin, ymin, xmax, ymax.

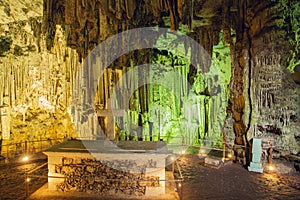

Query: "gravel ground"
<box><xmin>176</xmin><ymin>155</ymin><xmax>300</xmax><ymax>200</ymax></box>
<box><xmin>0</xmin><ymin>153</ymin><xmax>48</xmax><ymax>200</ymax></box>
<box><xmin>0</xmin><ymin>153</ymin><xmax>300</xmax><ymax>200</ymax></box>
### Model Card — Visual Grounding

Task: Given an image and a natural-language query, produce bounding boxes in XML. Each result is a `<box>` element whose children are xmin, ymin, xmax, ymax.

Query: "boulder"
<box><xmin>204</xmin><ymin>157</ymin><xmax>221</xmax><ymax>168</ymax></box>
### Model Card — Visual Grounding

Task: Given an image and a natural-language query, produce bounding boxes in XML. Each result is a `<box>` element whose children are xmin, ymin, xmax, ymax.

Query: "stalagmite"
<box><xmin>0</xmin><ymin>97</ymin><xmax>11</xmax><ymax>140</ymax></box>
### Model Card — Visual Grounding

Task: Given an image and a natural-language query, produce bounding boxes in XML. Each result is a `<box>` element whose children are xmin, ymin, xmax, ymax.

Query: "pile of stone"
<box><xmin>56</xmin><ymin>158</ymin><xmax>159</xmax><ymax>196</ymax></box>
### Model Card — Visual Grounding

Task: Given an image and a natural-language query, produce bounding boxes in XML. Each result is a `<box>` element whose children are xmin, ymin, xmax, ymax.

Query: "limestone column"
<box><xmin>0</xmin><ymin>96</ymin><xmax>11</xmax><ymax>140</ymax></box>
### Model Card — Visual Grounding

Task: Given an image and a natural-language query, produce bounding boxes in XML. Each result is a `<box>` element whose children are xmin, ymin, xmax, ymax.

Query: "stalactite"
<box><xmin>0</xmin><ymin>0</ymin><xmax>297</xmax><ymax>156</ymax></box>
<box><xmin>0</xmin><ymin>69</ymin><xmax>3</xmax><ymax>105</ymax></box>
<box><xmin>167</xmin><ymin>0</ymin><xmax>179</xmax><ymax>30</ymax></box>
<box><xmin>124</xmin><ymin>0</ymin><xmax>134</xmax><ymax>19</ymax></box>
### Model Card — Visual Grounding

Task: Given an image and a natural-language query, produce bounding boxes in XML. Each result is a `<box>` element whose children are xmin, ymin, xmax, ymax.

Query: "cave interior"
<box><xmin>0</xmin><ymin>0</ymin><xmax>299</xmax><ymax>165</ymax></box>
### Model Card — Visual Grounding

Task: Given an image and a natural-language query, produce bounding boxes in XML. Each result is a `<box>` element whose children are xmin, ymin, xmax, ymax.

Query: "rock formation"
<box><xmin>0</xmin><ymin>0</ymin><xmax>78</xmax><ymax>151</ymax></box>
<box><xmin>0</xmin><ymin>0</ymin><xmax>299</xmax><ymax>164</ymax></box>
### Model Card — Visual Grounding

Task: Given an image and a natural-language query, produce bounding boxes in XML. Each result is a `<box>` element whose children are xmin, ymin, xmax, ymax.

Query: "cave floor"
<box><xmin>0</xmin><ymin>153</ymin><xmax>300</xmax><ymax>200</ymax></box>
<box><xmin>177</xmin><ymin>155</ymin><xmax>300</xmax><ymax>200</ymax></box>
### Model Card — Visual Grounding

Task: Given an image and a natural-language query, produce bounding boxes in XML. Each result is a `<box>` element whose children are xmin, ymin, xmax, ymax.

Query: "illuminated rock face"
<box><xmin>0</xmin><ymin>0</ymin><xmax>299</xmax><ymax>161</ymax></box>
<box><xmin>42</xmin><ymin>0</ymin><xmax>195</xmax><ymax>58</ymax></box>
<box><xmin>226</xmin><ymin>1</ymin><xmax>300</xmax><ymax>164</ymax></box>
<box><xmin>39</xmin><ymin>0</ymin><xmax>234</xmax><ymax>146</ymax></box>
<box><xmin>248</xmin><ymin>1</ymin><xmax>300</xmax><ymax>155</ymax></box>
<box><xmin>0</xmin><ymin>1</ymin><xmax>79</xmax><ymax>151</ymax></box>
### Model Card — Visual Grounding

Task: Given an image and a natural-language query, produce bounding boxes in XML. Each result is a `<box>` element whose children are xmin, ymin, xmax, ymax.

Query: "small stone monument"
<box><xmin>248</xmin><ymin>138</ymin><xmax>263</xmax><ymax>173</ymax></box>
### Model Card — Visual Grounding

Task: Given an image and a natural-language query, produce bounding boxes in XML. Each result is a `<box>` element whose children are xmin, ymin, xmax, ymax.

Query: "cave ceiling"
<box><xmin>44</xmin><ymin>0</ymin><xmax>241</xmax><ymax>60</ymax></box>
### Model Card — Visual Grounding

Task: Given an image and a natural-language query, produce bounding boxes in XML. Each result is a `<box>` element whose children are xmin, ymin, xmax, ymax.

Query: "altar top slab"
<box><xmin>44</xmin><ymin>139</ymin><xmax>172</xmax><ymax>154</ymax></box>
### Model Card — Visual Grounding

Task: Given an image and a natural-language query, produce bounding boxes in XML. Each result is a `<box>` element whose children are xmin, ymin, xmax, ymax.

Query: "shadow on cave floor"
<box><xmin>176</xmin><ymin>154</ymin><xmax>300</xmax><ymax>200</ymax></box>
<box><xmin>1</xmin><ymin>152</ymin><xmax>300</xmax><ymax>200</ymax></box>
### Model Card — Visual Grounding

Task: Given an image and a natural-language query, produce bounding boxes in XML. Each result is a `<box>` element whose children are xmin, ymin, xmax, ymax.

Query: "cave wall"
<box><xmin>0</xmin><ymin>0</ymin><xmax>299</xmax><ymax>159</ymax></box>
<box><xmin>43</xmin><ymin>0</ymin><xmax>235</xmax><ymax>143</ymax></box>
<box><xmin>0</xmin><ymin>1</ymin><xmax>78</xmax><ymax>154</ymax></box>
<box><xmin>248</xmin><ymin>0</ymin><xmax>300</xmax><ymax>154</ymax></box>
<box><xmin>227</xmin><ymin>0</ymin><xmax>300</xmax><ymax>164</ymax></box>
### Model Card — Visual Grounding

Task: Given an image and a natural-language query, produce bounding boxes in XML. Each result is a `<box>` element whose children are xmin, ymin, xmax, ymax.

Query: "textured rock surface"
<box><xmin>56</xmin><ymin>158</ymin><xmax>160</xmax><ymax>196</ymax></box>
<box><xmin>0</xmin><ymin>0</ymin><xmax>78</xmax><ymax>151</ymax></box>
<box><xmin>248</xmin><ymin>1</ymin><xmax>300</xmax><ymax>154</ymax></box>
<box><xmin>0</xmin><ymin>0</ymin><xmax>299</xmax><ymax>162</ymax></box>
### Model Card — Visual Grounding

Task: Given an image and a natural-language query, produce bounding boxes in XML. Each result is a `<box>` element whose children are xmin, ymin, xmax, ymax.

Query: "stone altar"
<box><xmin>43</xmin><ymin>139</ymin><xmax>172</xmax><ymax>196</ymax></box>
